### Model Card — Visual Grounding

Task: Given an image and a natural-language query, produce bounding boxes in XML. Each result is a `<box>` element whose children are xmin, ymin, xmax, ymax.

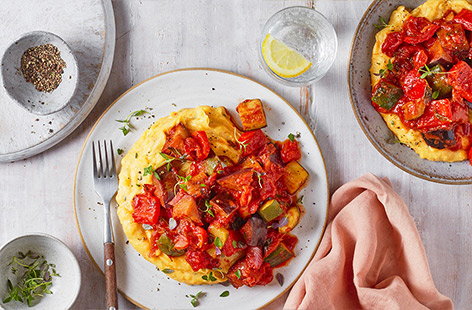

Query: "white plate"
<box><xmin>74</xmin><ymin>68</ymin><xmax>328</xmax><ymax>309</ymax></box>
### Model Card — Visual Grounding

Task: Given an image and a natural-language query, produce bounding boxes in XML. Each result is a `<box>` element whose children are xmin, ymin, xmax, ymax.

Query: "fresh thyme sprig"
<box><xmin>159</xmin><ymin>152</ymin><xmax>176</xmax><ymax>171</ymax></box>
<box><xmin>187</xmin><ymin>291</ymin><xmax>206</xmax><ymax>307</ymax></box>
<box><xmin>116</xmin><ymin>110</ymin><xmax>148</xmax><ymax>136</ymax></box>
<box><xmin>375</xmin><ymin>60</ymin><xmax>393</xmax><ymax>78</ymax></box>
<box><xmin>374</xmin><ymin>16</ymin><xmax>389</xmax><ymax>29</ymax></box>
<box><xmin>200</xmin><ymin>200</ymin><xmax>215</xmax><ymax>217</ymax></box>
<box><xmin>2</xmin><ymin>251</ymin><xmax>60</xmax><ymax>307</ymax></box>
<box><xmin>418</xmin><ymin>64</ymin><xmax>450</xmax><ymax>79</ymax></box>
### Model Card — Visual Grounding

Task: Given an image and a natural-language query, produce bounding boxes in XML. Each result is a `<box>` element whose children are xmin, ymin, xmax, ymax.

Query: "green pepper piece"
<box><xmin>372</xmin><ymin>81</ymin><xmax>403</xmax><ymax>110</ymax></box>
<box><xmin>264</xmin><ymin>243</ymin><xmax>294</xmax><ymax>267</ymax></box>
<box><xmin>158</xmin><ymin>234</ymin><xmax>185</xmax><ymax>257</ymax></box>
<box><xmin>426</xmin><ymin>65</ymin><xmax>452</xmax><ymax>99</ymax></box>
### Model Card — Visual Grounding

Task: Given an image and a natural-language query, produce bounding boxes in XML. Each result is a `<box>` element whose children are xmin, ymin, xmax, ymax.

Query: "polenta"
<box><xmin>116</xmin><ymin>104</ymin><xmax>309</xmax><ymax>287</ymax></box>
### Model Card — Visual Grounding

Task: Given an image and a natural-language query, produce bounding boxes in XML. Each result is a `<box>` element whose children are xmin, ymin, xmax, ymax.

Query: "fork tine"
<box><xmin>98</xmin><ymin>140</ymin><xmax>104</xmax><ymax>178</ymax></box>
<box><xmin>103</xmin><ymin>139</ymin><xmax>110</xmax><ymax>178</ymax></box>
<box><xmin>110</xmin><ymin>140</ymin><xmax>116</xmax><ymax>177</ymax></box>
<box><xmin>92</xmin><ymin>141</ymin><xmax>98</xmax><ymax>178</ymax></box>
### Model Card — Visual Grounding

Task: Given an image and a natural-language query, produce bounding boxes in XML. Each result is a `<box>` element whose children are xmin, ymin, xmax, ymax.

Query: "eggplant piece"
<box><xmin>231</xmin><ymin>216</ymin><xmax>245</xmax><ymax>231</ymax></box>
<box><xmin>421</xmin><ymin>130</ymin><xmax>456</xmax><ymax>149</ymax></box>
<box><xmin>426</xmin><ymin>65</ymin><xmax>452</xmax><ymax>99</ymax></box>
<box><xmin>240</xmin><ymin>216</ymin><xmax>267</xmax><ymax>247</ymax></box>
<box><xmin>153</xmin><ymin>167</ymin><xmax>178</xmax><ymax>204</ymax></box>
<box><xmin>372</xmin><ymin>81</ymin><xmax>403</xmax><ymax>110</ymax></box>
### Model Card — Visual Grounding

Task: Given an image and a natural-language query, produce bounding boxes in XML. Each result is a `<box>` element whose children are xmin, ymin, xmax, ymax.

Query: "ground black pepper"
<box><xmin>20</xmin><ymin>44</ymin><xmax>66</xmax><ymax>92</ymax></box>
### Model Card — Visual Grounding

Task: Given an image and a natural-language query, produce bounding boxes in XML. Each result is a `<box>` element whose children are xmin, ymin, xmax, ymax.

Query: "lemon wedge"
<box><xmin>261</xmin><ymin>34</ymin><xmax>312</xmax><ymax>78</ymax></box>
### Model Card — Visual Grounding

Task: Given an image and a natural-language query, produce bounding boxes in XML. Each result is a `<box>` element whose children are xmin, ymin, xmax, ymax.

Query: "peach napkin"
<box><xmin>284</xmin><ymin>174</ymin><xmax>453</xmax><ymax>310</ymax></box>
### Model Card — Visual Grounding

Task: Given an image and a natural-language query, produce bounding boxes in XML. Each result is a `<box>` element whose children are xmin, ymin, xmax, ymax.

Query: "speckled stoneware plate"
<box><xmin>349</xmin><ymin>0</ymin><xmax>472</xmax><ymax>185</ymax></box>
<box><xmin>0</xmin><ymin>0</ymin><xmax>115</xmax><ymax>162</ymax></box>
<box><xmin>74</xmin><ymin>68</ymin><xmax>329</xmax><ymax>309</ymax></box>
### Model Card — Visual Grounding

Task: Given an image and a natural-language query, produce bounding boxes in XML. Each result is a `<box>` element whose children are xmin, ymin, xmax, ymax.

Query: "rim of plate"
<box><xmin>347</xmin><ymin>0</ymin><xmax>472</xmax><ymax>185</ymax></box>
<box><xmin>73</xmin><ymin>67</ymin><xmax>330</xmax><ymax>309</ymax></box>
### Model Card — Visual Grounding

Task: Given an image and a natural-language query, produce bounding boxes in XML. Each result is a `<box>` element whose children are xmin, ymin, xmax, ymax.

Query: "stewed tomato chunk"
<box><xmin>436</xmin><ymin>24</ymin><xmax>469</xmax><ymax>60</ymax></box>
<box><xmin>185</xmin><ymin>249</ymin><xmax>219</xmax><ymax>272</ymax></box>
<box><xmin>132</xmin><ymin>187</ymin><xmax>161</xmax><ymax>225</ymax></box>
<box><xmin>227</xmin><ymin>247</ymin><xmax>273</xmax><ymax>287</ymax></box>
<box><xmin>238</xmin><ymin>129</ymin><xmax>269</xmax><ymax>156</ymax></box>
<box><xmin>448</xmin><ymin>61</ymin><xmax>472</xmax><ymax>102</ymax></box>
<box><xmin>402</xmin><ymin>16</ymin><xmax>439</xmax><ymax>44</ymax></box>
<box><xmin>279</xmin><ymin>139</ymin><xmax>301</xmax><ymax>163</ymax></box>
<box><xmin>381</xmin><ymin>32</ymin><xmax>404</xmax><ymax>57</ymax></box>
<box><xmin>454</xmin><ymin>9</ymin><xmax>472</xmax><ymax>31</ymax></box>
<box><xmin>184</xmin><ymin>131</ymin><xmax>211</xmax><ymax>161</ymax></box>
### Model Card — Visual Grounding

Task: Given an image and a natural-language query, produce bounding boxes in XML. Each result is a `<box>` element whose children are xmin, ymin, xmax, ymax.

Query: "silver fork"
<box><xmin>92</xmin><ymin>140</ymin><xmax>118</xmax><ymax>310</ymax></box>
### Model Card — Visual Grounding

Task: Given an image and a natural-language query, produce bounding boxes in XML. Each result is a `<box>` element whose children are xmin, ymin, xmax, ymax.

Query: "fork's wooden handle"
<box><xmin>104</xmin><ymin>242</ymin><xmax>118</xmax><ymax>310</ymax></box>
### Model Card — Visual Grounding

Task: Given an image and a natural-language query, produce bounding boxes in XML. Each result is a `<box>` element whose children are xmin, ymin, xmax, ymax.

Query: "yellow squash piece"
<box><xmin>283</xmin><ymin>161</ymin><xmax>309</xmax><ymax>194</ymax></box>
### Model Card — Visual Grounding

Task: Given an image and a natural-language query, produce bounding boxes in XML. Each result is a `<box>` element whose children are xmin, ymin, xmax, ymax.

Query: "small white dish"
<box><xmin>1</xmin><ymin>31</ymin><xmax>79</xmax><ymax>115</ymax></box>
<box><xmin>0</xmin><ymin>233</ymin><xmax>81</xmax><ymax>310</ymax></box>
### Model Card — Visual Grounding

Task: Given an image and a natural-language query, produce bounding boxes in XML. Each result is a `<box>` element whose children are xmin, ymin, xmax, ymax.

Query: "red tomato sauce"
<box><xmin>372</xmin><ymin>11</ymin><xmax>472</xmax><ymax>163</ymax></box>
<box><xmin>130</xmin><ymin>121</ymin><xmax>305</xmax><ymax>287</ymax></box>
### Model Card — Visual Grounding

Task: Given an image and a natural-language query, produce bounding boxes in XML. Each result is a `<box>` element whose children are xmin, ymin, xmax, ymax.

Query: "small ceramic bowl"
<box><xmin>0</xmin><ymin>233</ymin><xmax>81</xmax><ymax>309</ymax></box>
<box><xmin>348</xmin><ymin>0</ymin><xmax>472</xmax><ymax>184</ymax></box>
<box><xmin>1</xmin><ymin>31</ymin><xmax>78</xmax><ymax>115</ymax></box>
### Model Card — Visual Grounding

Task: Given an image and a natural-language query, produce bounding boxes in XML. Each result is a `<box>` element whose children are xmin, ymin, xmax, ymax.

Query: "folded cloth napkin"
<box><xmin>284</xmin><ymin>173</ymin><xmax>453</xmax><ymax>310</ymax></box>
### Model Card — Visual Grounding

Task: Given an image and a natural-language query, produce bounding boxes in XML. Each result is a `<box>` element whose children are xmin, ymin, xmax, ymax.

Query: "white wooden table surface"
<box><xmin>1</xmin><ymin>0</ymin><xmax>471</xmax><ymax>309</ymax></box>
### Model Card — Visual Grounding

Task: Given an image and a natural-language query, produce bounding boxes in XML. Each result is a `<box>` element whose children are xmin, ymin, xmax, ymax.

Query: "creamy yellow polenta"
<box><xmin>116</xmin><ymin>106</ymin><xmax>243</xmax><ymax>284</ymax></box>
<box><xmin>370</xmin><ymin>0</ymin><xmax>472</xmax><ymax>162</ymax></box>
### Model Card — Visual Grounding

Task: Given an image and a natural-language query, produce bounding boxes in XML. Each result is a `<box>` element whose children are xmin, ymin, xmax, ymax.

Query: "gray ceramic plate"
<box><xmin>348</xmin><ymin>0</ymin><xmax>472</xmax><ymax>185</ymax></box>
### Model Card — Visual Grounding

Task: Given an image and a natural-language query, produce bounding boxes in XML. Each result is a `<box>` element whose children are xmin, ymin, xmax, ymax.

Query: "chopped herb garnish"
<box><xmin>199</xmin><ymin>184</ymin><xmax>206</xmax><ymax>187</ymax></box>
<box><xmin>117</xmin><ymin>148</ymin><xmax>124</xmax><ymax>155</ymax></box>
<box><xmin>162</xmin><ymin>268</ymin><xmax>174</xmax><ymax>274</ymax></box>
<box><xmin>159</xmin><ymin>152</ymin><xmax>176</xmax><ymax>170</ymax></box>
<box><xmin>214</xmin><ymin>237</ymin><xmax>223</xmax><ymax>248</ymax></box>
<box><xmin>220</xmin><ymin>291</ymin><xmax>230</xmax><ymax>297</ymax></box>
<box><xmin>143</xmin><ymin>165</ymin><xmax>154</xmax><ymax>176</ymax></box>
<box><xmin>288</xmin><ymin>133</ymin><xmax>295</xmax><ymax>141</ymax></box>
<box><xmin>256</xmin><ymin>172</ymin><xmax>263</xmax><ymax>188</ymax></box>
<box><xmin>188</xmin><ymin>291</ymin><xmax>206</xmax><ymax>307</ymax></box>
<box><xmin>235</xmin><ymin>269</ymin><xmax>242</xmax><ymax>279</ymax></box>
<box><xmin>116</xmin><ymin>109</ymin><xmax>148</xmax><ymax>136</ymax></box>
<box><xmin>153</xmin><ymin>171</ymin><xmax>161</xmax><ymax>180</ymax></box>
<box><xmin>432</xmin><ymin>90</ymin><xmax>440</xmax><ymax>99</ymax></box>
<box><xmin>386</xmin><ymin>59</ymin><xmax>393</xmax><ymax>71</ymax></box>
<box><xmin>201</xmin><ymin>200</ymin><xmax>215</xmax><ymax>217</ymax></box>
<box><xmin>297</xmin><ymin>195</ymin><xmax>304</xmax><ymax>204</ymax></box>
<box><xmin>202</xmin><ymin>272</ymin><xmax>217</xmax><ymax>282</ymax></box>
<box><xmin>419</xmin><ymin>64</ymin><xmax>450</xmax><ymax>79</ymax></box>
<box><xmin>232</xmin><ymin>240</ymin><xmax>238</xmax><ymax>248</ymax></box>
<box><xmin>2</xmin><ymin>251</ymin><xmax>60</xmax><ymax>307</ymax></box>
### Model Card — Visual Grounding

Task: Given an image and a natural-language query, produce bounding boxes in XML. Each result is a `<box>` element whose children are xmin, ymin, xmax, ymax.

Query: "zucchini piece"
<box><xmin>372</xmin><ymin>81</ymin><xmax>403</xmax><ymax>110</ymax></box>
<box><xmin>157</xmin><ymin>234</ymin><xmax>185</xmax><ymax>257</ymax></box>
<box><xmin>236</xmin><ymin>99</ymin><xmax>267</xmax><ymax>131</ymax></box>
<box><xmin>426</xmin><ymin>65</ymin><xmax>452</xmax><ymax>99</ymax></box>
<box><xmin>283</xmin><ymin>161</ymin><xmax>308</xmax><ymax>194</ymax></box>
<box><xmin>279</xmin><ymin>206</ymin><xmax>301</xmax><ymax>233</ymax></box>
<box><xmin>264</xmin><ymin>243</ymin><xmax>294</xmax><ymax>267</ymax></box>
<box><xmin>258</xmin><ymin>199</ymin><xmax>283</xmax><ymax>222</ymax></box>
